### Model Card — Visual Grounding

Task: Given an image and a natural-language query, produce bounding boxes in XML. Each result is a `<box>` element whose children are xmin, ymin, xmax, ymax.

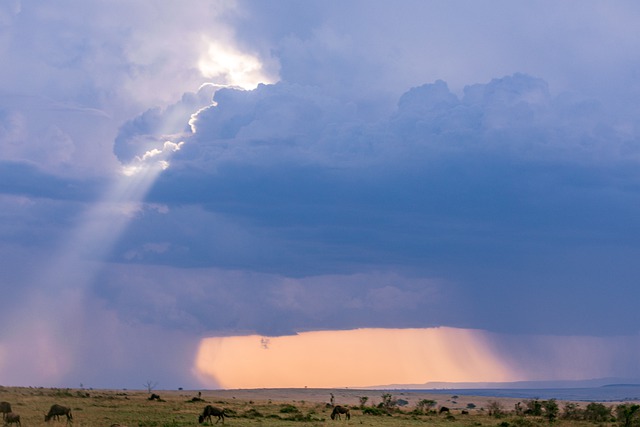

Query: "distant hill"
<box><xmin>367</xmin><ymin>377</ymin><xmax>640</xmax><ymax>390</ymax></box>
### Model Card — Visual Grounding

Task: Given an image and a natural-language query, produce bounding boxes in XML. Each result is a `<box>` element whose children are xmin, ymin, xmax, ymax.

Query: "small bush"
<box><xmin>52</xmin><ymin>388</ymin><xmax>74</xmax><ymax>398</ymax></box>
<box><xmin>363</xmin><ymin>407</ymin><xmax>387</xmax><ymax>416</ymax></box>
<box><xmin>585</xmin><ymin>403</ymin><xmax>612</xmax><ymax>422</ymax></box>
<box><xmin>242</xmin><ymin>408</ymin><xmax>263</xmax><ymax>418</ymax></box>
<box><xmin>359</xmin><ymin>396</ymin><xmax>369</xmax><ymax>408</ymax></box>
<box><xmin>279</xmin><ymin>404</ymin><xmax>299</xmax><ymax>414</ymax></box>
<box><xmin>222</xmin><ymin>409</ymin><xmax>236</xmax><ymax>417</ymax></box>
<box><xmin>487</xmin><ymin>400</ymin><xmax>505</xmax><ymax>417</ymax></box>
<box><xmin>416</xmin><ymin>399</ymin><xmax>437</xmax><ymax>412</ymax></box>
<box><xmin>397</xmin><ymin>399</ymin><xmax>409</xmax><ymax>407</ymax></box>
<box><xmin>284</xmin><ymin>412</ymin><xmax>317</xmax><ymax>422</ymax></box>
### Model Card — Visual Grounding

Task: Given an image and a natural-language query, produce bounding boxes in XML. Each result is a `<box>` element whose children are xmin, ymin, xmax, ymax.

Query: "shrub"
<box><xmin>358</xmin><ymin>396</ymin><xmax>369</xmax><ymax>408</ymax></box>
<box><xmin>52</xmin><ymin>388</ymin><xmax>74</xmax><ymax>398</ymax></box>
<box><xmin>363</xmin><ymin>407</ymin><xmax>387</xmax><ymax>416</ymax></box>
<box><xmin>380</xmin><ymin>393</ymin><xmax>397</xmax><ymax>409</ymax></box>
<box><xmin>416</xmin><ymin>399</ymin><xmax>437</xmax><ymax>412</ymax></box>
<box><xmin>279</xmin><ymin>404</ymin><xmax>299</xmax><ymax>414</ymax></box>
<box><xmin>543</xmin><ymin>399</ymin><xmax>559</xmax><ymax>422</ymax></box>
<box><xmin>487</xmin><ymin>400</ymin><xmax>505</xmax><ymax>417</ymax></box>
<box><xmin>585</xmin><ymin>403</ymin><xmax>612</xmax><ymax>422</ymax></box>
<box><xmin>283</xmin><ymin>412</ymin><xmax>314</xmax><ymax>421</ymax></box>
<box><xmin>616</xmin><ymin>404</ymin><xmax>640</xmax><ymax>427</ymax></box>
<box><xmin>396</xmin><ymin>398</ymin><xmax>409</xmax><ymax>406</ymax></box>
<box><xmin>524</xmin><ymin>399</ymin><xmax>543</xmax><ymax>416</ymax></box>
<box><xmin>560</xmin><ymin>402</ymin><xmax>581</xmax><ymax>420</ymax></box>
<box><xmin>242</xmin><ymin>408</ymin><xmax>263</xmax><ymax>418</ymax></box>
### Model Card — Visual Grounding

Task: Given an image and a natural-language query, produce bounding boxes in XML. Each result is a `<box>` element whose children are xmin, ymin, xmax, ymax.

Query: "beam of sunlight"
<box><xmin>1</xmin><ymin>37</ymin><xmax>277</xmax><ymax>385</ymax></box>
<box><xmin>193</xmin><ymin>327</ymin><xmax>519</xmax><ymax>389</ymax></box>
<box><xmin>0</xmin><ymin>141</ymin><xmax>183</xmax><ymax>385</ymax></box>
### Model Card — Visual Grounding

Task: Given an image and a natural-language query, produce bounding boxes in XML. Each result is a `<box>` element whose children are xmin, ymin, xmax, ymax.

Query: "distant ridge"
<box><xmin>366</xmin><ymin>377</ymin><xmax>640</xmax><ymax>390</ymax></box>
<box><xmin>601</xmin><ymin>383</ymin><xmax>640</xmax><ymax>388</ymax></box>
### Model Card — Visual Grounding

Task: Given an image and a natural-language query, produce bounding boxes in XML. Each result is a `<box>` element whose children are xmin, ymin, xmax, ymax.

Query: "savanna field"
<box><xmin>0</xmin><ymin>386</ymin><xmax>637</xmax><ymax>427</ymax></box>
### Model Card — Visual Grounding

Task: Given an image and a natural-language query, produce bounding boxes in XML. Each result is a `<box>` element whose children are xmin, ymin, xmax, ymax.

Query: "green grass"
<box><xmin>0</xmin><ymin>386</ymin><xmax>624</xmax><ymax>427</ymax></box>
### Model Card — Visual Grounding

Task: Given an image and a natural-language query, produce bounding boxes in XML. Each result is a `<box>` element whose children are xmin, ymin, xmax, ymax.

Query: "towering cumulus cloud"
<box><xmin>112</xmin><ymin>73</ymin><xmax>640</xmax><ymax>338</ymax></box>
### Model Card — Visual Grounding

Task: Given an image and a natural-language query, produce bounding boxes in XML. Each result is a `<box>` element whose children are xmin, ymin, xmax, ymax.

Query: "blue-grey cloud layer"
<box><xmin>109</xmin><ymin>73</ymin><xmax>640</xmax><ymax>336</ymax></box>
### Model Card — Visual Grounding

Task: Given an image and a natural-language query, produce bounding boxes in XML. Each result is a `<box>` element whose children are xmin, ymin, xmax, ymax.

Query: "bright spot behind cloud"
<box><xmin>194</xmin><ymin>327</ymin><xmax>517</xmax><ymax>389</ymax></box>
<box><xmin>198</xmin><ymin>39</ymin><xmax>276</xmax><ymax>89</ymax></box>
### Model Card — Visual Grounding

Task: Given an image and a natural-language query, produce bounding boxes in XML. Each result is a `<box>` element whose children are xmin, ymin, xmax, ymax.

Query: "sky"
<box><xmin>1</xmin><ymin>0</ymin><xmax>640</xmax><ymax>389</ymax></box>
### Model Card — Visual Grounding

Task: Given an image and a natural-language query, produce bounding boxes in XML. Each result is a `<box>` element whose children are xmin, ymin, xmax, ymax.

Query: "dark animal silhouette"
<box><xmin>0</xmin><ymin>403</ymin><xmax>11</xmax><ymax>420</ymax></box>
<box><xmin>330</xmin><ymin>406</ymin><xmax>350</xmax><ymax>420</ymax></box>
<box><xmin>461</xmin><ymin>410</ymin><xmax>469</xmax><ymax>415</ymax></box>
<box><xmin>44</xmin><ymin>404</ymin><xmax>72</xmax><ymax>422</ymax></box>
<box><xmin>198</xmin><ymin>405</ymin><xmax>225</xmax><ymax>424</ymax></box>
<box><xmin>439</xmin><ymin>406</ymin><xmax>450</xmax><ymax>414</ymax></box>
<box><xmin>148</xmin><ymin>394</ymin><xmax>161</xmax><ymax>401</ymax></box>
<box><xmin>4</xmin><ymin>413</ymin><xmax>20</xmax><ymax>427</ymax></box>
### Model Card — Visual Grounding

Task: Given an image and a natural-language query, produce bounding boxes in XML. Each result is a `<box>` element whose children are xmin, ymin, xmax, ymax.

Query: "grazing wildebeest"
<box><xmin>330</xmin><ymin>406</ymin><xmax>350</xmax><ymax>420</ymax></box>
<box><xmin>44</xmin><ymin>404</ymin><xmax>72</xmax><ymax>422</ymax></box>
<box><xmin>4</xmin><ymin>413</ymin><xmax>20</xmax><ymax>427</ymax></box>
<box><xmin>439</xmin><ymin>406</ymin><xmax>450</xmax><ymax>414</ymax></box>
<box><xmin>198</xmin><ymin>405</ymin><xmax>225</xmax><ymax>424</ymax></box>
<box><xmin>0</xmin><ymin>403</ymin><xmax>11</xmax><ymax>420</ymax></box>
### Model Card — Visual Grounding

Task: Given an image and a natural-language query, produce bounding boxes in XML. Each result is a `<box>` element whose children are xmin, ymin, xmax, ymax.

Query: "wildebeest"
<box><xmin>0</xmin><ymin>403</ymin><xmax>11</xmax><ymax>420</ymax></box>
<box><xmin>4</xmin><ymin>413</ymin><xmax>20</xmax><ymax>427</ymax></box>
<box><xmin>198</xmin><ymin>405</ymin><xmax>225</xmax><ymax>424</ymax></box>
<box><xmin>439</xmin><ymin>406</ymin><xmax>450</xmax><ymax>414</ymax></box>
<box><xmin>44</xmin><ymin>404</ymin><xmax>73</xmax><ymax>422</ymax></box>
<box><xmin>330</xmin><ymin>406</ymin><xmax>351</xmax><ymax>420</ymax></box>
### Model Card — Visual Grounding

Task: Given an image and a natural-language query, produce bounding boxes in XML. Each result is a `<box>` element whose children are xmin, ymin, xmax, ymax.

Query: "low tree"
<box><xmin>358</xmin><ymin>396</ymin><xmax>369</xmax><ymax>408</ymax></box>
<box><xmin>416</xmin><ymin>399</ymin><xmax>436</xmax><ymax>411</ymax></box>
<box><xmin>616</xmin><ymin>404</ymin><xmax>640</xmax><ymax>427</ymax></box>
<box><xmin>524</xmin><ymin>399</ymin><xmax>543</xmax><ymax>416</ymax></box>
<box><xmin>487</xmin><ymin>400</ymin><xmax>504</xmax><ymax>417</ymax></box>
<box><xmin>543</xmin><ymin>399</ymin><xmax>559</xmax><ymax>423</ymax></box>
<box><xmin>144</xmin><ymin>380</ymin><xmax>158</xmax><ymax>394</ymax></box>
<box><xmin>379</xmin><ymin>393</ymin><xmax>397</xmax><ymax>410</ymax></box>
<box><xmin>561</xmin><ymin>402</ymin><xmax>582</xmax><ymax>420</ymax></box>
<box><xmin>585</xmin><ymin>402</ymin><xmax>612</xmax><ymax>422</ymax></box>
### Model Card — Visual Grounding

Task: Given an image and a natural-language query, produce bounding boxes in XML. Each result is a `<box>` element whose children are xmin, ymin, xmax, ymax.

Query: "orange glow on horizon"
<box><xmin>193</xmin><ymin>327</ymin><xmax>519</xmax><ymax>389</ymax></box>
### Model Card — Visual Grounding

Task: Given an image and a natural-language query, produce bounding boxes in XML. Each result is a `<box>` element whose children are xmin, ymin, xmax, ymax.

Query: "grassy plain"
<box><xmin>0</xmin><ymin>386</ymin><xmax>627</xmax><ymax>427</ymax></box>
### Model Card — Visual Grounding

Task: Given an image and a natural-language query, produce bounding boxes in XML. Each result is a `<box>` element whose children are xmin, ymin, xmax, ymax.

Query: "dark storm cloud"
<box><xmin>107</xmin><ymin>74</ymin><xmax>640</xmax><ymax>335</ymax></box>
